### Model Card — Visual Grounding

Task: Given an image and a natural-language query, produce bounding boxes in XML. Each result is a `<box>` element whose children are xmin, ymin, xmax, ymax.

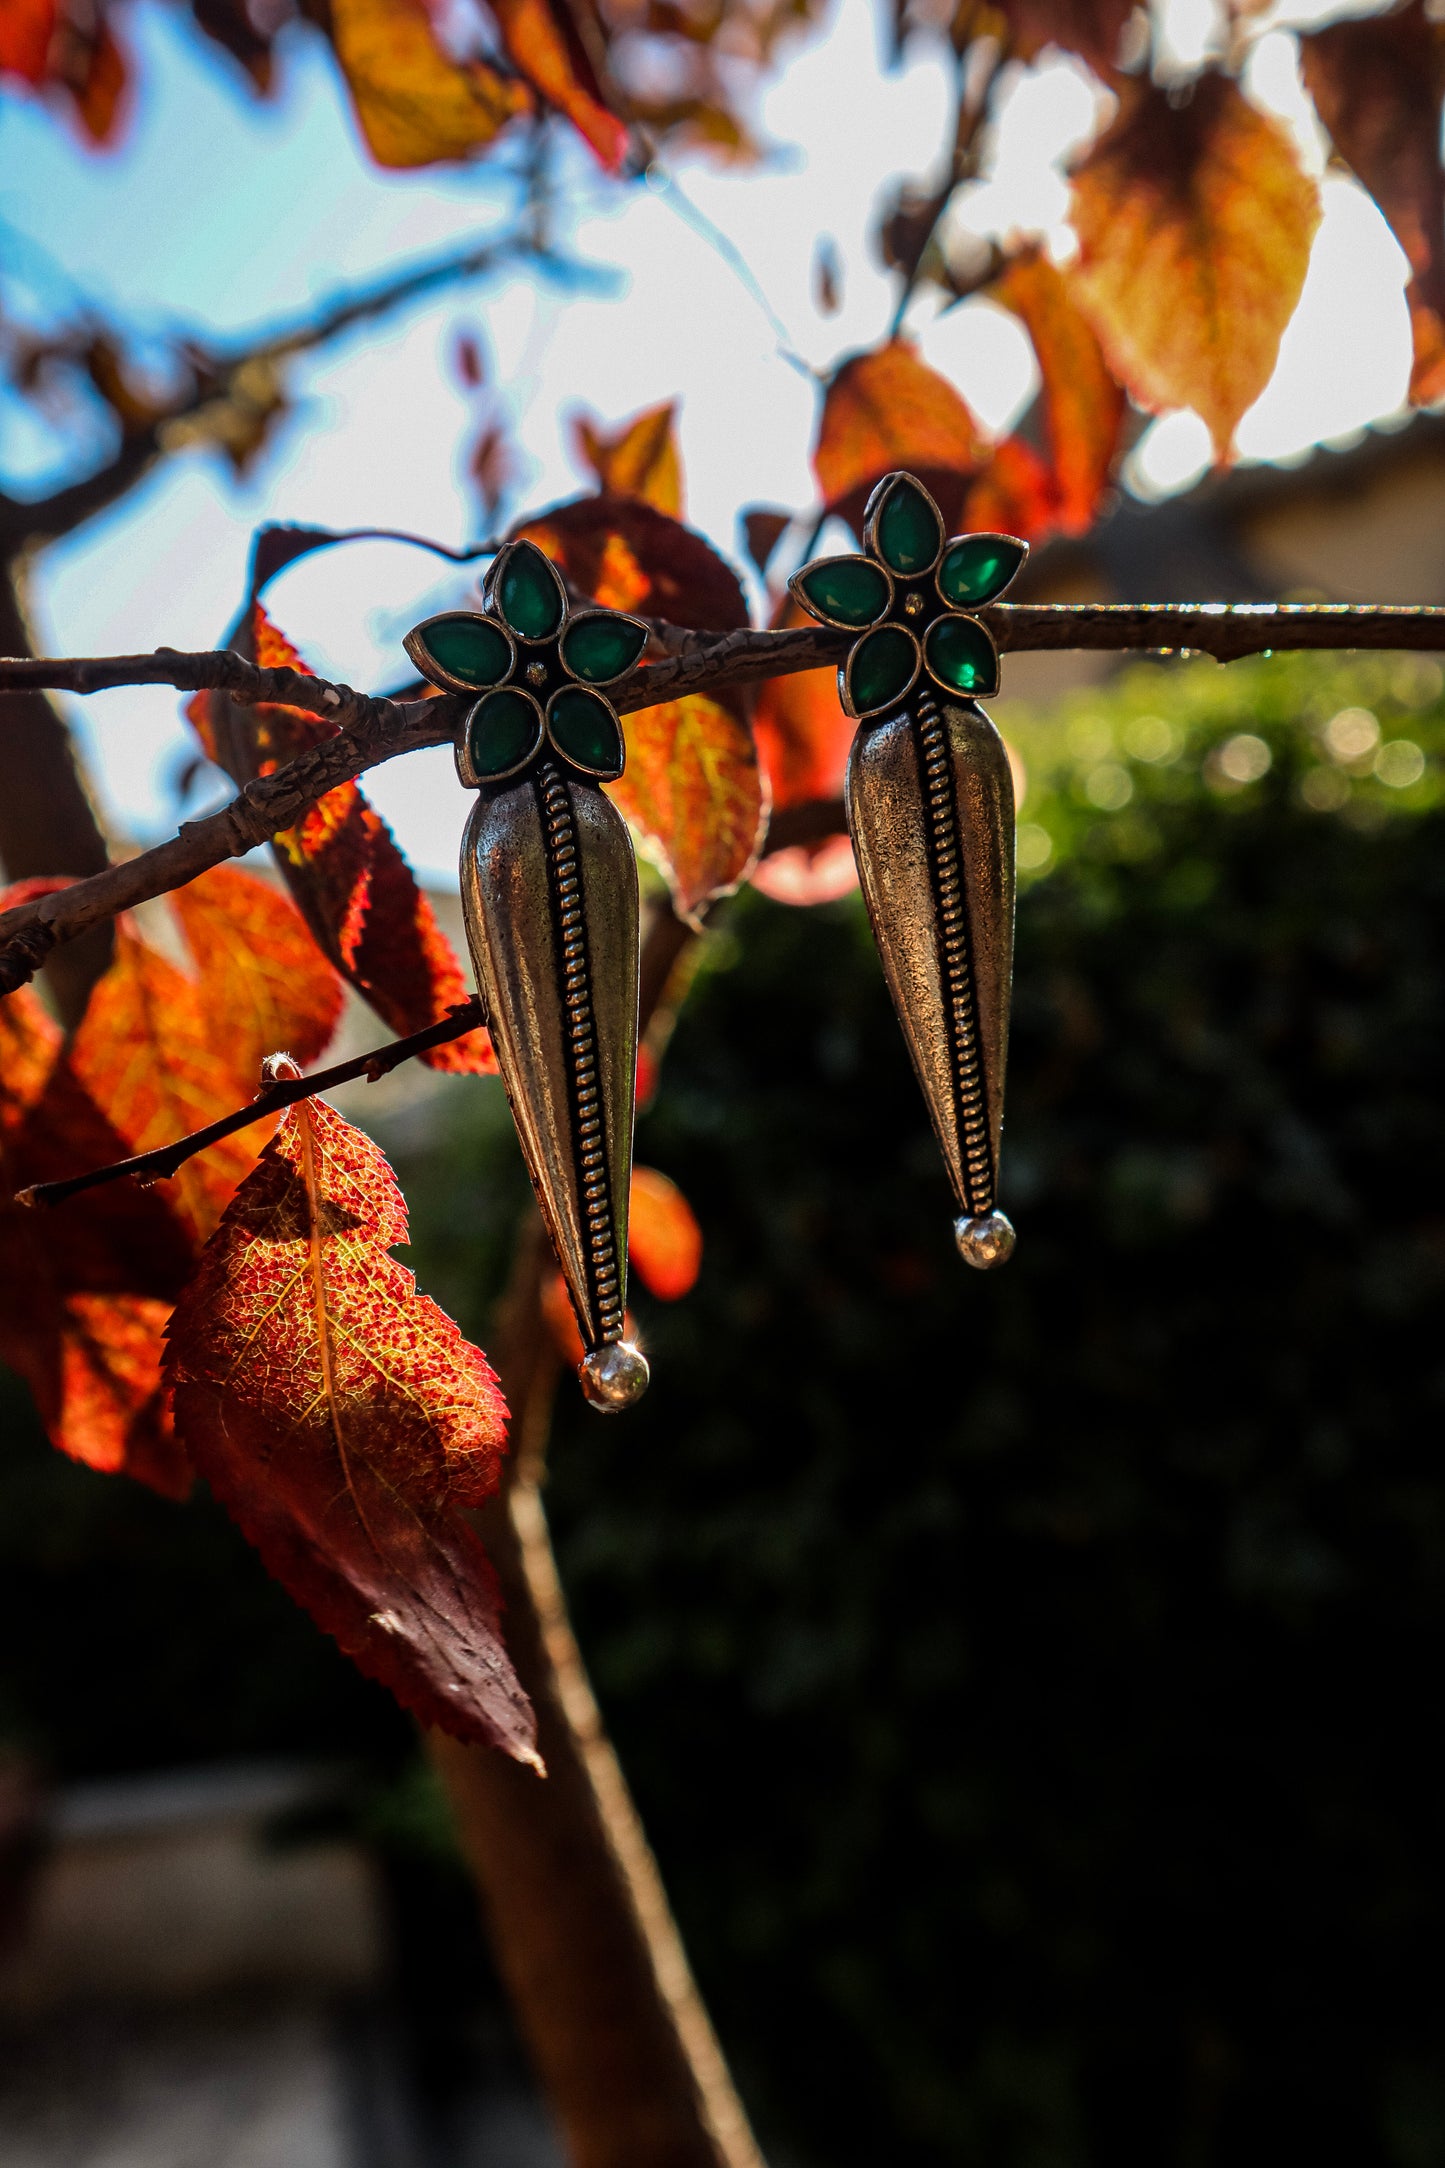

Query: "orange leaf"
<box><xmin>0</xmin><ymin>0</ymin><xmax>56</xmax><ymax>83</ymax></box>
<box><xmin>328</xmin><ymin>0</ymin><xmax>532</xmax><ymax>168</ymax></box>
<box><xmin>963</xmin><ymin>435</ymin><xmax>1061</xmax><ymax>541</ymax></box>
<box><xmin>1300</xmin><ymin>2</ymin><xmax>1445</xmax><ymax>407</ymax></box>
<box><xmin>1409</xmin><ymin>295</ymin><xmax>1445</xmax><ymax>405</ymax></box>
<box><xmin>1068</xmin><ymin>73</ymin><xmax>1321</xmax><ymax>462</ymax></box>
<box><xmin>989</xmin><ymin>245</ymin><xmax>1125</xmax><ymax>534</ymax></box>
<box><xmin>628</xmin><ymin>1165</ymin><xmax>702</xmax><ymax>1300</ymax></box>
<box><xmin>814</xmin><ymin>341</ymin><xmax>988</xmax><ymax>538</ymax></box>
<box><xmin>491</xmin><ymin>0</ymin><xmax>627</xmax><ymax>167</ymax></box>
<box><xmin>67</xmin><ymin>923</ymin><xmax>267</xmax><ymax>1246</ymax></box>
<box><xmin>752</xmin><ymin>596</ymin><xmax>853</xmax><ymax>811</ymax></box>
<box><xmin>192</xmin><ymin>607</ymin><xmax>494</xmax><ymax>1075</ymax></box>
<box><xmin>165</xmin><ymin>1094</ymin><xmax>537</xmax><ymax>1762</ymax></box>
<box><xmin>571</xmin><ymin>401</ymin><xmax>684</xmax><ymax>516</ymax></box>
<box><xmin>516</xmin><ymin>494</ymin><xmax>749</xmax><ymax>629</ymax></box>
<box><xmin>610</xmin><ymin>693</ymin><xmax>765</xmax><ymax>925</ymax></box>
<box><xmin>0</xmin><ymin>964</ymin><xmax>194</xmax><ymax>1497</ymax></box>
<box><xmin>171</xmin><ymin>863</ymin><xmax>344</xmax><ymax>1081</ymax></box>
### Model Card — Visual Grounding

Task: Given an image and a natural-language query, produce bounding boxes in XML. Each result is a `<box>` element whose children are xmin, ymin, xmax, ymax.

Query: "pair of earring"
<box><xmin>404</xmin><ymin>472</ymin><xmax>1024</xmax><ymax>1410</ymax></box>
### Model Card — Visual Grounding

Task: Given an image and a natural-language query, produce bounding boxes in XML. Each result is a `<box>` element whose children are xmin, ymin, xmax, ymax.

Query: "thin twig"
<box><xmin>16</xmin><ymin>1000</ymin><xmax>486</xmax><ymax>1209</ymax></box>
<box><xmin>2</xmin><ymin>599</ymin><xmax>1443</xmax><ymax>994</ymax></box>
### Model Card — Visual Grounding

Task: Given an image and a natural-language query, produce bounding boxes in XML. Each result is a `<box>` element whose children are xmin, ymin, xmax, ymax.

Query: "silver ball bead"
<box><xmin>580</xmin><ymin>1339</ymin><xmax>650</xmax><ymax>1411</ymax></box>
<box><xmin>954</xmin><ymin>1209</ymin><xmax>1016</xmax><ymax>1270</ymax></box>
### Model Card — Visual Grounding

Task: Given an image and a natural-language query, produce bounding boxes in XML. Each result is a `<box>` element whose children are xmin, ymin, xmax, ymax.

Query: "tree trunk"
<box><xmin>0</xmin><ymin>558</ymin><xmax>112</xmax><ymax>1023</ymax></box>
<box><xmin>430</xmin><ymin>1220</ymin><xmax>766</xmax><ymax>2168</ymax></box>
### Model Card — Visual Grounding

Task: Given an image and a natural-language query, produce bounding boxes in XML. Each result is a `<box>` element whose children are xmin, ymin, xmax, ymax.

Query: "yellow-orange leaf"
<box><xmin>610</xmin><ymin>694</ymin><xmax>766</xmax><ymax>926</ymax></box>
<box><xmin>1068</xmin><ymin>73</ymin><xmax>1320</xmax><ymax>461</ymax></box>
<box><xmin>990</xmin><ymin>245</ymin><xmax>1125</xmax><ymax>534</ymax></box>
<box><xmin>491</xmin><ymin>0</ymin><xmax>628</xmax><ymax>167</ymax></box>
<box><xmin>571</xmin><ymin>401</ymin><xmax>684</xmax><ymax>516</ymax></box>
<box><xmin>329</xmin><ymin>0</ymin><xmax>531</xmax><ymax>168</ymax></box>
<box><xmin>814</xmin><ymin>341</ymin><xmax>987</xmax><ymax>537</ymax></box>
<box><xmin>165</xmin><ymin>1093</ymin><xmax>536</xmax><ymax>1762</ymax></box>
<box><xmin>628</xmin><ymin>1165</ymin><xmax>702</xmax><ymax>1300</ymax></box>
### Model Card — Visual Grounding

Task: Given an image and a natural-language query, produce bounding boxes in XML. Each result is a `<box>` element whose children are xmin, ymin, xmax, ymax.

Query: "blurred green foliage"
<box><xmin>3</xmin><ymin>648</ymin><xmax>1445</xmax><ymax>2166</ymax></box>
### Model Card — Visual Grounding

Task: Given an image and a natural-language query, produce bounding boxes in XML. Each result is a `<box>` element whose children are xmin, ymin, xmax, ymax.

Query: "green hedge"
<box><xmin>545</xmin><ymin>651</ymin><xmax>1445</xmax><ymax>2168</ymax></box>
<box><xmin>3</xmin><ymin>649</ymin><xmax>1443</xmax><ymax>2165</ymax></box>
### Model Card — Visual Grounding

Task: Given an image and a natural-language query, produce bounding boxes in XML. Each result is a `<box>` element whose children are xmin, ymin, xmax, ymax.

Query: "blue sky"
<box><xmin>0</xmin><ymin>0</ymin><xmax>1417</xmax><ymax>880</ymax></box>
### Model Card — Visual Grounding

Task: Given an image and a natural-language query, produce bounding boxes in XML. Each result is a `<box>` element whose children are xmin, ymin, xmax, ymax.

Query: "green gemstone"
<box><xmin>468</xmin><ymin>688</ymin><xmax>542</xmax><ymax>777</ymax></box>
<box><xmin>413</xmin><ymin>613</ymin><xmax>511</xmax><ymax>688</ymax></box>
<box><xmin>549</xmin><ymin>686</ymin><xmax>625</xmax><ymax>774</ymax></box>
<box><xmin>937</xmin><ymin>535</ymin><xmax>1026</xmax><ymax>608</ymax></box>
<box><xmin>848</xmin><ymin>625</ymin><xmax>919</xmax><ymax>715</ymax></box>
<box><xmin>873</xmin><ymin>477</ymin><xmax>943</xmax><ymax>575</ymax></box>
<box><xmin>561</xmin><ymin>612</ymin><xmax>648</xmax><ymax>684</ymax></box>
<box><xmin>925</xmin><ymin>615</ymin><xmax>999</xmax><ymax>697</ymax></box>
<box><xmin>795</xmin><ymin>556</ymin><xmax>890</xmax><ymax>628</ymax></box>
<box><xmin>497</xmin><ymin>541</ymin><xmax>563</xmax><ymax>640</ymax></box>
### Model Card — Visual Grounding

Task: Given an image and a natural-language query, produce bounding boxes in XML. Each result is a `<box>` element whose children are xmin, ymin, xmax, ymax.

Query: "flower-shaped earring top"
<box><xmin>788</xmin><ymin>472</ymin><xmax>1028</xmax><ymax>722</ymax></box>
<box><xmin>404</xmin><ymin>538</ymin><xmax>648</xmax><ymax>789</ymax></box>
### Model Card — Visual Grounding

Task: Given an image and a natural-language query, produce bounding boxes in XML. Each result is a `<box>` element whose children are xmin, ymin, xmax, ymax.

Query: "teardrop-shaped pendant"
<box><xmin>847</xmin><ymin>690</ymin><xmax>1016</xmax><ymax>1267</ymax></box>
<box><xmin>790</xmin><ymin>471</ymin><xmax>1024</xmax><ymax>1265</ymax></box>
<box><xmin>406</xmin><ymin>544</ymin><xmax>652</xmax><ymax>1407</ymax></box>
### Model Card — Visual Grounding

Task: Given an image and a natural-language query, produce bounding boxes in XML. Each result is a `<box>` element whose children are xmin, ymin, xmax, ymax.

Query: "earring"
<box><xmin>790</xmin><ymin>472</ymin><xmax>1023</xmax><ymax>1268</ymax></box>
<box><xmin>406</xmin><ymin>540</ymin><xmax>651</xmax><ymax>1407</ymax></box>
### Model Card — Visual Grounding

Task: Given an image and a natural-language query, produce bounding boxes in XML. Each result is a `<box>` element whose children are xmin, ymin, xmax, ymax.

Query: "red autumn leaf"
<box><xmin>996</xmin><ymin>0</ymin><xmax>1134</xmax><ymax>76</ymax></box>
<box><xmin>516</xmin><ymin>493</ymin><xmax>749</xmax><ymax>628</ymax></box>
<box><xmin>327</xmin><ymin>0</ymin><xmax>532</xmax><ymax>168</ymax></box>
<box><xmin>570</xmin><ymin>402</ymin><xmax>684</xmax><ymax>517</ymax></box>
<box><xmin>628</xmin><ymin>1165</ymin><xmax>703</xmax><ymax>1300</ymax></box>
<box><xmin>189</xmin><ymin>607</ymin><xmax>494</xmax><ymax>1075</ymax></box>
<box><xmin>751</xmin><ymin>833</ymin><xmax>859</xmax><ymax>907</ymax></box>
<box><xmin>0</xmin><ymin>0</ymin><xmax>56</xmax><ymax>83</ymax></box>
<box><xmin>1068</xmin><ymin>73</ymin><xmax>1320</xmax><ymax>461</ymax></box>
<box><xmin>1300</xmin><ymin>2</ymin><xmax>1445</xmax><ymax>405</ymax></box>
<box><xmin>989</xmin><ymin>245</ymin><xmax>1126</xmax><ymax>534</ymax></box>
<box><xmin>453</xmin><ymin>328</ymin><xmax>487</xmax><ymax>389</ymax></box>
<box><xmin>491</xmin><ymin>0</ymin><xmax>628</xmax><ymax>168</ymax></box>
<box><xmin>518</xmin><ymin>497</ymin><xmax>764</xmax><ymax>917</ymax></box>
<box><xmin>814</xmin><ymin>341</ymin><xmax>988</xmax><ymax>538</ymax></box>
<box><xmin>188</xmin><ymin>0</ymin><xmax>276</xmax><ymax>90</ymax></box>
<box><xmin>468</xmin><ymin>417</ymin><xmax>517</xmax><ymax>526</ymax></box>
<box><xmin>741</xmin><ymin>507</ymin><xmax>791</xmax><ymax>579</ymax></box>
<box><xmin>0</xmin><ymin>966</ymin><xmax>194</xmax><ymax>1498</ymax></box>
<box><xmin>165</xmin><ymin>1092</ymin><xmax>538</xmax><ymax>1764</ymax></box>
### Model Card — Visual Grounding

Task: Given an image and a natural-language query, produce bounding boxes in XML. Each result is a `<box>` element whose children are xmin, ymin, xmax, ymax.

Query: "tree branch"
<box><xmin>0</xmin><ymin>232</ymin><xmax>603</xmax><ymax>552</ymax></box>
<box><xmin>2</xmin><ymin>598</ymin><xmax>1443</xmax><ymax>993</ymax></box>
<box><xmin>14</xmin><ymin>1000</ymin><xmax>487</xmax><ymax>1210</ymax></box>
